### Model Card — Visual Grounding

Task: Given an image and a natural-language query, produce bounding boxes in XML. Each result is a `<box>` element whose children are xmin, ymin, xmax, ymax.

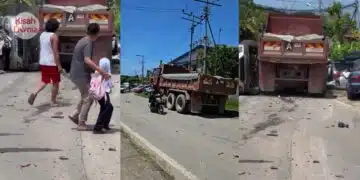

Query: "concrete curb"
<box><xmin>119</xmin><ymin>121</ymin><xmax>200</xmax><ymax>180</ymax></box>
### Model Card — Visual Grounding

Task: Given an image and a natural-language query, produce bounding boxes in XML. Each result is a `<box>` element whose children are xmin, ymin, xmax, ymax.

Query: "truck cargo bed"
<box><xmin>158</xmin><ymin>73</ymin><xmax>237</xmax><ymax>95</ymax></box>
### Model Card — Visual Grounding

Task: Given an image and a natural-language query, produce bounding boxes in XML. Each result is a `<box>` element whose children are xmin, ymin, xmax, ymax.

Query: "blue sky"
<box><xmin>121</xmin><ymin>0</ymin><xmax>238</xmax><ymax>76</ymax></box>
<box><xmin>254</xmin><ymin>0</ymin><xmax>356</xmax><ymax>10</ymax></box>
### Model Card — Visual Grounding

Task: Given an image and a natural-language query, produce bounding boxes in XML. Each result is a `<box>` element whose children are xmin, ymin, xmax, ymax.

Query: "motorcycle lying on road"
<box><xmin>148</xmin><ymin>92</ymin><xmax>165</xmax><ymax>114</ymax></box>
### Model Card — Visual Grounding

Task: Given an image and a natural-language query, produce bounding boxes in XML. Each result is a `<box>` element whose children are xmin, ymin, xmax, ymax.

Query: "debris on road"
<box><xmin>338</xmin><ymin>122</ymin><xmax>349</xmax><ymax>128</ymax></box>
<box><xmin>19</xmin><ymin>163</ymin><xmax>31</xmax><ymax>168</ymax></box>
<box><xmin>335</xmin><ymin>174</ymin><xmax>344</xmax><ymax>178</ymax></box>
<box><xmin>59</xmin><ymin>156</ymin><xmax>69</xmax><ymax>160</ymax></box>
<box><xmin>51</xmin><ymin>115</ymin><xmax>64</xmax><ymax>119</ymax></box>
<box><xmin>267</xmin><ymin>130</ymin><xmax>278</xmax><ymax>137</ymax></box>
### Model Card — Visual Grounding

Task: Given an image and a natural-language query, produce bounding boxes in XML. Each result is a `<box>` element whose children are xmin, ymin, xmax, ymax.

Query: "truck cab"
<box><xmin>238</xmin><ymin>40</ymin><xmax>259</xmax><ymax>94</ymax></box>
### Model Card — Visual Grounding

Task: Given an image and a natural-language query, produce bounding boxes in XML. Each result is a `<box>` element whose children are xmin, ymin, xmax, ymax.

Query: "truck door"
<box><xmin>239</xmin><ymin>41</ymin><xmax>258</xmax><ymax>93</ymax></box>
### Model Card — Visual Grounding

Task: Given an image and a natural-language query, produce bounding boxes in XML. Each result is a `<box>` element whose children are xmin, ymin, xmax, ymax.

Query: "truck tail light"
<box><xmin>305</xmin><ymin>43</ymin><xmax>324</xmax><ymax>53</ymax></box>
<box><xmin>263</xmin><ymin>41</ymin><xmax>281</xmax><ymax>51</ymax></box>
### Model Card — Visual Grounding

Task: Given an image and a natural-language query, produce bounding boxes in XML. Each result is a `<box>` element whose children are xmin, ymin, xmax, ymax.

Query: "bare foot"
<box><xmin>50</xmin><ymin>101</ymin><xmax>60</xmax><ymax>107</ymax></box>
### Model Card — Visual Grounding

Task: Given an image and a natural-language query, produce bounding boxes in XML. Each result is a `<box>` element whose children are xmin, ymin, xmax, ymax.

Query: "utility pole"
<box><xmin>318</xmin><ymin>0</ymin><xmax>322</xmax><ymax>14</ymax></box>
<box><xmin>194</xmin><ymin>0</ymin><xmax>221</xmax><ymax>74</ymax></box>
<box><xmin>136</xmin><ymin>55</ymin><xmax>145</xmax><ymax>83</ymax></box>
<box><xmin>218</xmin><ymin>28</ymin><xmax>222</xmax><ymax>44</ymax></box>
<box><xmin>182</xmin><ymin>10</ymin><xmax>202</xmax><ymax>71</ymax></box>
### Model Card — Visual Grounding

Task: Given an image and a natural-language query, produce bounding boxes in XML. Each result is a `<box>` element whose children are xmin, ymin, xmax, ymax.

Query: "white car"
<box><xmin>328</xmin><ymin>61</ymin><xmax>350</xmax><ymax>89</ymax></box>
<box><xmin>120</xmin><ymin>85</ymin><xmax>127</xmax><ymax>93</ymax></box>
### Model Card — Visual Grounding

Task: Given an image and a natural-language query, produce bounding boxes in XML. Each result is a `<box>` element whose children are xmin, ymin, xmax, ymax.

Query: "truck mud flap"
<box><xmin>308</xmin><ymin>64</ymin><xmax>327</xmax><ymax>94</ymax></box>
<box><xmin>190</xmin><ymin>92</ymin><xmax>201</xmax><ymax>114</ymax></box>
<box><xmin>259</xmin><ymin>62</ymin><xmax>276</xmax><ymax>92</ymax></box>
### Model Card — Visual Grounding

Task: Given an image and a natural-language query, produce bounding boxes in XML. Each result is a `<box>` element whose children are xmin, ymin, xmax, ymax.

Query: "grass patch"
<box><xmin>225</xmin><ymin>99</ymin><xmax>239</xmax><ymax>112</ymax></box>
<box><xmin>135</xmin><ymin>92</ymin><xmax>150</xmax><ymax>98</ymax></box>
<box><xmin>120</xmin><ymin>130</ymin><xmax>175</xmax><ymax>180</ymax></box>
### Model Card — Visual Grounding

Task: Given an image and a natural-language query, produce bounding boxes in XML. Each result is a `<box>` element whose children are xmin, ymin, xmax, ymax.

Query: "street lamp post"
<box><xmin>136</xmin><ymin>55</ymin><xmax>144</xmax><ymax>83</ymax></box>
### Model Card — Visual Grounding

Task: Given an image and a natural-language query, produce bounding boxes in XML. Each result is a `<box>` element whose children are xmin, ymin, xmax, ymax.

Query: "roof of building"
<box><xmin>168</xmin><ymin>44</ymin><xmax>237</xmax><ymax>65</ymax></box>
<box><xmin>169</xmin><ymin>45</ymin><xmax>205</xmax><ymax>64</ymax></box>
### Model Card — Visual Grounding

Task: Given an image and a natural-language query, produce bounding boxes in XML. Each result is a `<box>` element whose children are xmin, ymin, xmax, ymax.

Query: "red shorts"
<box><xmin>40</xmin><ymin>65</ymin><xmax>61</xmax><ymax>84</ymax></box>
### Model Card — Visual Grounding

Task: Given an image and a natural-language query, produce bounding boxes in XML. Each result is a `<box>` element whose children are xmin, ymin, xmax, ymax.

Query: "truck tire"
<box><xmin>175</xmin><ymin>94</ymin><xmax>188</xmax><ymax>114</ymax></box>
<box><xmin>166</xmin><ymin>93</ymin><xmax>176</xmax><ymax>110</ymax></box>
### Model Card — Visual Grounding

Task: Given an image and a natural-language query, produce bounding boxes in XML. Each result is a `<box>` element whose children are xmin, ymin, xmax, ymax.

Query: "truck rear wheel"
<box><xmin>175</xmin><ymin>94</ymin><xmax>188</xmax><ymax>114</ymax></box>
<box><xmin>166</xmin><ymin>93</ymin><xmax>176</xmax><ymax>110</ymax></box>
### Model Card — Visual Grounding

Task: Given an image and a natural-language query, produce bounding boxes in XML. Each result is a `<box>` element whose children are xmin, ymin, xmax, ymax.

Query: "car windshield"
<box><xmin>334</xmin><ymin>63</ymin><xmax>350</xmax><ymax>71</ymax></box>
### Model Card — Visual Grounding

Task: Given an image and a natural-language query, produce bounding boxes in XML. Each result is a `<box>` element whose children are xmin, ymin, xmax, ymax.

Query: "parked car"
<box><xmin>328</xmin><ymin>60</ymin><xmax>351</xmax><ymax>89</ymax></box>
<box><xmin>144</xmin><ymin>86</ymin><xmax>154</xmax><ymax>94</ymax></box>
<box><xmin>120</xmin><ymin>84</ymin><xmax>127</xmax><ymax>93</ymax></box>
<box><xmin>132</xmin><ymin>85</ymin><xmax>145</xmax><ymax>93</ymax></box>
<box><xmin>346</xmin><ymin>59</ymin><xmax>360</xmax><ymax>99</ymax></box>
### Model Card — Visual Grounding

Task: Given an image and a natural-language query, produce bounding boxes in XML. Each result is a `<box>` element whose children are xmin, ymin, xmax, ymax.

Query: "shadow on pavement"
<box><xmin>31</xmin><ymin>100</ymin><xmax>73</xmax><ymax>117</ymax></box>
<box><xmin>0</xmin><ymin>148</ymin><xmax>62</xmax><ymax>153</ymax></box>
<box><xmin>237</xmin><ymin>159</ymin><xmax>273</xmax><ymax>163</ymax></box>
<box><xmin>0</xmin><ymin>133</ymin><xmax>24</xmax><ymax>136</ymax></box>
<box><xmin>198</xmin><ymin>110</ymin><xmax>239</xmax><ymax>119</ymax></box>
<box><xmin>258</xmin><ymin>90</ymin><xmax>338</xmax><ymax>99</ymax></box>
<box><xmin>242</xmin><ymin>87</ymin><xmax>338</xmax><ymax>99</ymax></box>
<box><xmin>71</xmin><ymin>125</ymin><xmax>120</xmax><ymax>134</ymax></box>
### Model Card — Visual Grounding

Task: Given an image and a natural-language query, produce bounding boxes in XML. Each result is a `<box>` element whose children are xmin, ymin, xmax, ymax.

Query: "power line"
<box><xmin>194</xmin><ymin>0</ymin><xmax>221</xmax><ymax>74</ymax></box>
<box><xmin>182</xmin><ymin>10</ymin><xmax>203</xmax><ymax>71</ymax></box>
<box><xmin>122</xmin><ymin>4</ymin><xmax>183</xmax><ymax>12</ymax></box>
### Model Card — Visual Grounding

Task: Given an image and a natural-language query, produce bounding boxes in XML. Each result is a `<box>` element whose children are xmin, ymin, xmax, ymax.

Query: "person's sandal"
<box><xmin>68</xmin><ymin>115</ymin><xmax>79</xmax><ymax>125</ymax></box>
<box><xmin>28</xmin><ymin>93</ymin><xmax>36</xmax><ymax>105</ymax></box>
<box><xmin>93</xmin><ymin>128</ymin><xmax>106</xmax><ymax>134</ymax></box>
<box><xmin>76</xmin><ymin>125</ymin><xmax>88</xmax><ymax>131</ymax></box>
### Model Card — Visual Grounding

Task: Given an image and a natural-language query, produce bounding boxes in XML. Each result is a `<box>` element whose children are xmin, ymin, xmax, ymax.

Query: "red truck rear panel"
<box><xmin>45</xmin><ymin>0</ymin><xmax>106</xmax><ymax>6</ymax></box>
<box><xmin>259</xmin><ymin>13</ymin><xmax>328</xmax><ymax>63</ymax></box>
<box><xmin>258</xmin><ymin>13</ymin><xmax>328</xmax><ymax>94</ymax></box>
<box><xmin>266</xmin><ymin>13</ymin><xmax>323</xmax><ymax>36</ymax></box>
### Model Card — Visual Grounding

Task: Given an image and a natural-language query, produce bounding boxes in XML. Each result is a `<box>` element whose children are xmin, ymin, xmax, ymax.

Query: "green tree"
<box><xmin>239</xmin><ymin>0</ymin><xmax>265</xmax><ymax>40</ymax></box>
<box><xmin>204</xmin><ymin>46</ymin><xmax>238</xmax><ymax>78</ymax></box>
<box><xmin>325</xmin><ymin>2</ymin><xmax>355</xmax><ymax>43</ymax></box>
<box><xmin>111</xmin><ymin>0</ymin><xmax>120</xmax><ymax>35</ymax></box>
<box><xmin>324</xmin><ymin>2</ymin><xmax>359</xmax><ymax>59</ymax></box>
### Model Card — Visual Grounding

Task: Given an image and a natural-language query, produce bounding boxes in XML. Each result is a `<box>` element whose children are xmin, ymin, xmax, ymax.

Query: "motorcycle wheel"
<box><xmin>158</xmin><ymin>105</ymin><xmax>165</xmax><ymax>114</ymax></box>
<box><xmin>149</xmin><ymin>104</ymin><xmax>157</xmax><ymax>113</ymax></box>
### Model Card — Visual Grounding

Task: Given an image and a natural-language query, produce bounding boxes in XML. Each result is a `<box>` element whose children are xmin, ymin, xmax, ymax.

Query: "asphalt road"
<box><xmin>238</xmin><ymin>94</ymin><xmax>360</xmax><ymax>180</ymax></box>
<box><xmin>0</xmin><ymin>72</ymin><xmax>168</xmax><ymax>180</ymax></box>
<box><xmin>120</xmin><ymin>93</ymin><xmax>241</xmax><ymax>180</ymax></box>
<box><xmin>0</xmin><ymin>72</ymin><xmax>121</xmax><ymax>180</ymax></box>
<box><xmin>121</xmin><ymin>91</ymin><xmax>360</xmax><ymax>180</ymax></box>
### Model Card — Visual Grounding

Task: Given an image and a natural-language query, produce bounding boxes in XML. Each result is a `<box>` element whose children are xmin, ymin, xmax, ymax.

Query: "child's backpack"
<box><xmin>89</xmin><ymin>73</ymin><xmax>106</xmax><ymax>101</ymax></box>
